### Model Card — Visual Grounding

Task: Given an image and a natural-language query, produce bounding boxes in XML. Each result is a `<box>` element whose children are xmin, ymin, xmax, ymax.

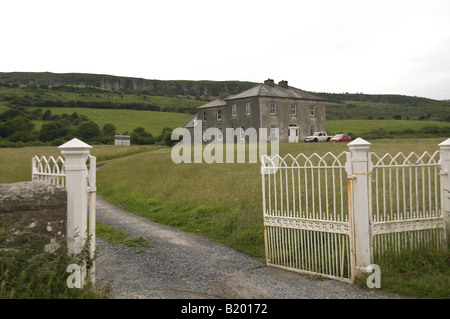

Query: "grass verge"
<box><xmin>96</xmin><ymin>222</ymin><xmax>153</xmax><ymax>254</ymax></box>
<box><xmin>355</xmin><ymin>246</ymin><xmax>450</xmax><ymax>299</ymax></box>
<box><xmin>0</xmin><ymin>227</ymin><xmax>110</xmax><ymax>299</ymax></box>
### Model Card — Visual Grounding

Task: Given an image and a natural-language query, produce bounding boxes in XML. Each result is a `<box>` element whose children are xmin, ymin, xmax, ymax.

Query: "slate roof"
<box><xmin>196</xmin><ymin>98</ymin><xmax>228</xmax><ymax>109</ymax></box>
<box><xmin>183</xmin><ymin>114</ymin><xmax>197</xmax><ymax>128</ymax></box>
<box><xmin>226</xmin><ymin>83</ymin><xmax>325</xmax><ymax>101</ymax></box>
<box><xmin>196</xmin><ymin>81</ymin><xmax>324</xmax><ymax>109</ymax></box>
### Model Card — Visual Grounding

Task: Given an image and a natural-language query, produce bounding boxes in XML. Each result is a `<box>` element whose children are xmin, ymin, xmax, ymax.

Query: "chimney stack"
<box><xmin>278</xmin><ymin>80</ymin><xmax>288</xmax><ymax>88</ymax></box>
<box><xmin>219</xmin><ymin>89</ymin><xmax>230</xmax><ymax>100</ymax></box>
<box><xmin>264</xmin><ymin>78</ymin><xmax>275</xmax><ymax>87</ymax></box>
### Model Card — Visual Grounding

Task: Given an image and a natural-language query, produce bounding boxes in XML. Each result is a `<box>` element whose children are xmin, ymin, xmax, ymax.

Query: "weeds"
<box><xmin>0</xmin><ymin>226</ymin><xmax>110</xmax><ymax>299</ymax></box>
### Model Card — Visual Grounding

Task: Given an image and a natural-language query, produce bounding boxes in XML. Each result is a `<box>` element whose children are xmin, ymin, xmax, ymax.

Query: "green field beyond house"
<box><xmin>0</xmin><ymin>79</ymin><xmax>449</xmax><ymax>144</ymax></box>
<box><xmin>28</xmin><ymin>107</ymin><xmax>193</xmax><ymax>136</ymax></box>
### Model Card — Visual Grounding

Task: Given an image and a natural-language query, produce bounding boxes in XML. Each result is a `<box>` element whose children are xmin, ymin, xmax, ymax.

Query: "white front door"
<box><xmin>288</xmin><ymin>127</ymin><xmax>298</xmax><ymax>143</ymax></box>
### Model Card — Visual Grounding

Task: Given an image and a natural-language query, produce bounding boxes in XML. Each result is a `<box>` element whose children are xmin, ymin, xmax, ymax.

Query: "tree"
<box><xmin>39</xmin><ymin>120</ymin><xmax>71</xmax><ymax>142</ymax></box>
<box><xmin>1</xmin><ymin>116</ymin><xmax>35</xmax><ymax>138</ymax></box>
<box><xmin>131</xmin><ymin>127</ymin><xmax>155</xmax><ymax>145</ymax></box>
<box><xmin>156</xmin><ymin>127</ymin><xmax>176</xmax><ymax>146</ymax></box>
<box><xmin>100</xmin><ymin>123</ymin><xmax>117</xmax><ymax>144</ymax></box>
<box><xmin>102</xmin><ymin>123</ymin><xmax>116</xmax><ymax>137</ymax></box>
<box><xmin>75</xmin><ymin>121</ymin><xmax>101</xmax><ymax>142</ymax></box>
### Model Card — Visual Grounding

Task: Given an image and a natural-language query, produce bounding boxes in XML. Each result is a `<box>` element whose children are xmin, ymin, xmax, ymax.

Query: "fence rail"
<box><xmin>32</xmin><ymin>155</ymin><xmax>66</xmax><ymax>186</ymax></box>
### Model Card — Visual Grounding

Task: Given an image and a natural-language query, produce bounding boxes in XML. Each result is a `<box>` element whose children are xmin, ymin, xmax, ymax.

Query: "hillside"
<box><xmin>0</xmin><ymin>72</ymin><xmax>257</xmax><ymax>99</ymax></box>
<box><xmin>0</xmin><ymin>72</ymin><xmax>448</xmax><ymax>147</ymax></box>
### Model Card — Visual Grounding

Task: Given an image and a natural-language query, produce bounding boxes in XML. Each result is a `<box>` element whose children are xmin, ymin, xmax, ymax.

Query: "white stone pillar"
<box><xmin>347</xmin><ymin>137</ymin><xmax>372</xmax><ymax>277</ymax></box>
<box><xmin>59</xmin><ymin>138</ymin><xmax>92</xmax><ymax>256</ymax></box>
<box><xmin>439</xmin><ymin>138</ymin><xmax>450</xmax><ymax>240</ymax></box>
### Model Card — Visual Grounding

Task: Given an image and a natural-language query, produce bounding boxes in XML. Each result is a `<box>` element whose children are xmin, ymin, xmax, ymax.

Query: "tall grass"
<box><xmin>0</xmin><ymin>138</ymin><xmax>448</xmax><ymax>297</ymax></box>
<box><xmin>0</xmin><ymin>145</ymin><xmax>157</xmax><ymax>183</ymax></box>
<box><xmin>96</xmin><ymin>138</ymin><xmax>449</xmax><ymax>297</ymax></box>
<box><xmin>0</xmin><ymin>228</ymin><xmax>110</xmax><ymax>299</ymax></box>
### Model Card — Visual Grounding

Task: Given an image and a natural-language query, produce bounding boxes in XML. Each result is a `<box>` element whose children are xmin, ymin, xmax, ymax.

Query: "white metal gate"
<box><xmin>261</xmin><ymin>138</ymin><xmax>449</xmax><ymax>283</ymax></box>
<box><xmin>261</xmin><ymin>152</ymin><xmax>354</xmax><ymax>282</ymax></box>
<box><xmin>369</xmin><ymin>151</ymin><xmax>446</xmax><ymax>259</ymax></box>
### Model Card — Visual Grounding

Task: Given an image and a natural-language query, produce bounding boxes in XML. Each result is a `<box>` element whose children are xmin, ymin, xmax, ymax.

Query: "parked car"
<box><xmin>329</xmin><ymin>134</ymin><xmax>352</xmax><ymax>142</ymax></box>
<box><xmin>304</xmin><ymin>132</ymin><xmax>333</xmax><ymax>142</ymax></box>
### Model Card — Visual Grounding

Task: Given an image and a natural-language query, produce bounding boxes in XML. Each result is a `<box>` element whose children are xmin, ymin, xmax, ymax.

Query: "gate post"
<box><xmin>439</xmin><ymin>138</ymin><xmax>450</xmax><ymax>240</ymax></box>
<box><xmin>347</xmin><ymin>138</ymin><xmax>372</xmax><ymax>277</ymax></box>
<box><xmin>59</xmin><ymin>138</ymin><xmax>92</xmax><ymax>256</ymax></box>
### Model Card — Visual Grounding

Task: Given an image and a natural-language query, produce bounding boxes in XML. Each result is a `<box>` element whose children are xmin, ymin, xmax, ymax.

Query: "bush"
<box><xmin>75</xmin><ymin>121</ymin><xmax>101</xmax><ymax>142</ymax></box>
<box><xmin>131</xmin><ymin>127</ymin><xmax>155</xmax><ymax>145</ymax></box>
<box><xmin>39</xmin><ymin>120</ymin><xmax>71</xmax><ymax>142</ymax></box>
<box><xmin>156</xmin><ymin>127</ymin><xmax>176</xmax><ymax>146</ymax></box>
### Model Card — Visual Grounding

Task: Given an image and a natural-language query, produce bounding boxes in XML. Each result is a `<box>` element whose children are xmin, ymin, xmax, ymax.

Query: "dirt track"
<box><xmin>95</xmin><ymin>195</ymin><xmax>399</xmax><ymax>299</ymax></box>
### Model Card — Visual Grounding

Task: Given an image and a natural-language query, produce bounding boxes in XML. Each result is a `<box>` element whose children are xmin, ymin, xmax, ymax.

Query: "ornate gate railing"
<box><xmin>261</xmin><ymin>152</ymin><xmax>354</xmax><ymax>282</ymax></box>
<box><xmin>369</xmin><ymin>151</ymin><xmax>446</xmax><ymax>259</ymax></box>
<box><xmin>261</xmin><ymin>138</ymin><xmax>449</xmax><ymax>283</ymax></box>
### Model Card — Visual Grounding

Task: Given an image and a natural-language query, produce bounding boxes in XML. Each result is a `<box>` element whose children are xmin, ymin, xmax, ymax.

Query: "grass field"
<box><xmin>0</xmin><ymin>145</ymin><xmax>157</xmax><ymax>183</ymax></box>
<box><xmin>13</xmin><ymin>103</ymin><xmax>450</xmax><ymax>140</ymax></box>
<box><xmin>326</xmin><ymin>119</ymin><xmax>450</xmax><ymax>137</ymax></box>
<box><xmin>0</xmin><ymin>138</ymin><xmax>448</xmax><ymax>298</ymax></box>
<box><xmin>26</xmin><ymin>106</ymin><xmax>193</xmax><ymax>136</ymax></box>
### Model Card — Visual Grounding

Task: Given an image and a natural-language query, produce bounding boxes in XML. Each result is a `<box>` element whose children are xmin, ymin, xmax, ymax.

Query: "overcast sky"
<box><xmin>1</xmin><ymin>0</ymin><xmax>450</xmax><ymax>100</ymax></box>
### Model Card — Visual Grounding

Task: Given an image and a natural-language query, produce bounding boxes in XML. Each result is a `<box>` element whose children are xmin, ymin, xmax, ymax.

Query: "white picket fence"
<box><xmin>32</xmin><ymin>138</ymin><xmax>97</xmax><ymax>286</ymax></box>
<box><xmin>261</xmin><ymin>138</ymin><xmax>450</xmax><ymax>282</ymax></box>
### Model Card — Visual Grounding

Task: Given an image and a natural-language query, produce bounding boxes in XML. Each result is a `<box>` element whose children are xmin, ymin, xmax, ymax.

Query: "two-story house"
<box><xmin>183</xmin><ymin>79</ymin><xmax>326</xmax><ymax>143</ymax></box>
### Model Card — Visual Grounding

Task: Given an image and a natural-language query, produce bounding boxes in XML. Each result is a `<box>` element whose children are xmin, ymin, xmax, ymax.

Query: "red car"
<box><xmin>330</xmin><ymin>134</ymin><xmax>352</xmax><ymax>142</ymax></box>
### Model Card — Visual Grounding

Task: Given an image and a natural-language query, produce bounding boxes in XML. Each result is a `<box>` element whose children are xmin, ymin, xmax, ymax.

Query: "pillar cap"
<box><xmin>438</xmin><ymin>138</ymin><xmax>450</xmax><ymax>148</ymax></box>
<box><xmin>58</xmin><ymin>138</ymin><xmax>92</xmax><ymax>150</ymax></box>
<box><xmin>348</xmin><ymin>137</ymin><xmax>371</xmax><ymax>148</ymax></box>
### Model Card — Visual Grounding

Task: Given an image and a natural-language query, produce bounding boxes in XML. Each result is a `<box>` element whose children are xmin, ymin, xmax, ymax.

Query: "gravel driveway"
<box><xmin>94</xmin><ymin>195</ymin><xmax>399</xmax><ymax>299</ymax></box>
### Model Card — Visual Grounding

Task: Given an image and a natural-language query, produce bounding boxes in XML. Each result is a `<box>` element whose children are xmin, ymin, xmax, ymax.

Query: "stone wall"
<box><xmin>0</xmin><ymin>181</ymin><xmax>66</xmax><ymax>253</ymax></box>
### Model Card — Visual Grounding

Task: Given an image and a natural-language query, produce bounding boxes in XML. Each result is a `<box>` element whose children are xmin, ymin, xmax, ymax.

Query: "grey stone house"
<box><xmin>183</xmin><ymin>79</ymin><xmax>326</xmax><ymax>143</ymax></box>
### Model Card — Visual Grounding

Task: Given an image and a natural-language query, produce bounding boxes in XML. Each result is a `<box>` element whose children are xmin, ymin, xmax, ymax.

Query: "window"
<box><xmin>270</xmin><ymin>103</ymin><xmax>276</xmax><ymax>115</ymax></box>
<box><xmin>217</xmin><ymin>109</ymin><xmax>221</xmax><ymax>121</ymax></box>
<box><xmin>291</xmin><ymin>103</ymin><xmax>296</xmax><ymax>116</ymax></box>
<box><xmin>217</xmin><ymin>128</ymin><xmax>223</xmax><ymax>142</ymax></box>
<box><xmin>310</xmin><ymin>104</ymin><xmax>315</xmax><ymax>117</ymax></box>
<box><xmin>232</xmin><ymin>104</ymin><xmax>237</xmax><ymax>117</ymax></box>
<box><xmin>203</xmin><ymin>111</ymin><xmax>207</xmax><ymax>122</ymax></box>
<box><xmin>240</xmin><ymin>126</ymin><xmax>245</xmax><ymax>141</ymax></box>
<box><xmin>271</xmin><ymin>125</ymin><xmax>277</xmax><ymax>139</ymax></box>
<box><xmin>246</xmin><ymin>103</ymin><xmax>251</xmax><ymax>115</ymax></box>
<box><xmin>310</xmin><ymin>125</ymin><xmax>315</xmax><ymax>135</ymax></box>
